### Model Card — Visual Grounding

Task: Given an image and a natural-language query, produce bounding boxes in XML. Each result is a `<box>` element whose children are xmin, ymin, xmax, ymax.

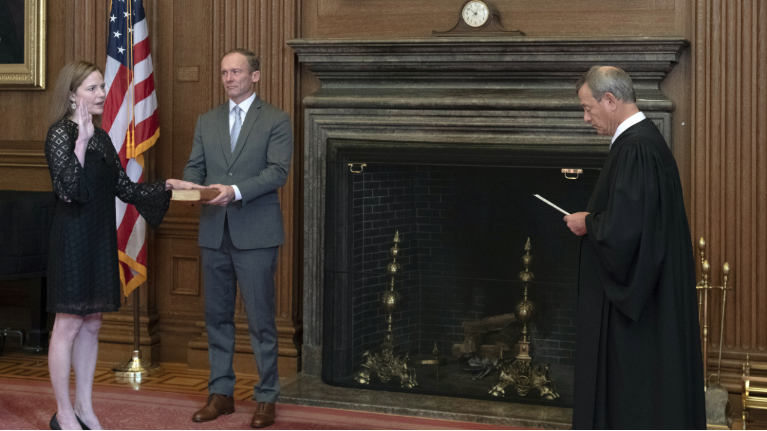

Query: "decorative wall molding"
<box><xmin>170</xmin><ymin>256</ymin><xmax>201</xmax><ymax>296</ymax></box>
<box><xmin>0</xmin><ymin>141</ymin><xmax>46</xmax><ymax>168</ymax></box>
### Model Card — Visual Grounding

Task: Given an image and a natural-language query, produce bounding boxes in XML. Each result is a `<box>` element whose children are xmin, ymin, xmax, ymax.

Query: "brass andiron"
<box><xmin>696</xmin><ymin>237</ymin><xmax>733</xmax><ymax>429</ymax></box>
<box><xmin>515</xmin><ymin>238</ymin><xmax>534</xmax><ymax>362</ymax></box>
<box><xmin>489</xmin><ymin>238</ymin><xmax>559</xmax><ymax>400</ymax></box>
<box><xmin>354</xmin><ymin>231</ymin><xmax>417</xmax><ymax>388</ymax></box>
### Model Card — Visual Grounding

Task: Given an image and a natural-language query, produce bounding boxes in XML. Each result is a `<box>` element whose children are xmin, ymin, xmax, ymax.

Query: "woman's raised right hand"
<box><xmin>72</xmin><ymin>98</ymin><xmax>91</xmax><ymax>167</ymax></box>
<box><xmin>75</xmin><ymin>98</ymin><xmax>95</xmax><ymax>146</ymax></box>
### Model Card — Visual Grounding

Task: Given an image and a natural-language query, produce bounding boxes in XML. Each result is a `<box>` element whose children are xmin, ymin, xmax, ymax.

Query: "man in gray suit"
<box><xmin>183</xmin><ymin>48</ymin><xmax>292</xmax><ymax>428</ymax></box>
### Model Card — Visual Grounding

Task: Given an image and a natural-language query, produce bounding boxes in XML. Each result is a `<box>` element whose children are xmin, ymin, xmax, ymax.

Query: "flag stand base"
<box><xmin>112</xmin><ymin>287</ymin><xmax>159</xmax><ymax>380</ymax></box>
<box><xmin>113</xmin><ymin>350</ymin><xmax>161</xmax><ymax>379</ymax></box>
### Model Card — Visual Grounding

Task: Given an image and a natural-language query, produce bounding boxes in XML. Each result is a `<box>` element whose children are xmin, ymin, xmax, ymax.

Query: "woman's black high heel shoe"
<box><xmin>49</xmin><ymin>413</ymin><xmax>62</xmax><ymax>430</ymax></box>
<box><xmin>75</xmin><ymin>415</ymin><xmax>91</xmax><ymax>430</ymax></box>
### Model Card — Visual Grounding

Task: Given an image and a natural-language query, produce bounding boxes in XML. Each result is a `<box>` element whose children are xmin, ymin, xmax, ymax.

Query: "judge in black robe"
<box><xmin>565</xmin><ymin>66</ymin><xmax>706</xmax><ymax>429</ymax></box>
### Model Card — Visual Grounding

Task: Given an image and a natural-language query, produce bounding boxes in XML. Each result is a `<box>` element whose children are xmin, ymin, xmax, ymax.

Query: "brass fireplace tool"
<box><xmin>354</xmin><ymin>231</ymin><xmax>418</xmax><ymax>388</ymax></box>
<box><xmin>696</xmin><ymin>237</ymin><xmax>733</xmax><ymax>429</ymax></box>
<box><xmin>489</xmin><ymin>238</ymin><xmax>559</xmax><ymax>400</ymax></box>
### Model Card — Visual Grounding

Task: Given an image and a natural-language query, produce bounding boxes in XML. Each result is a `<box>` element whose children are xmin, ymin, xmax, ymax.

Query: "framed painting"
<box><xmin>0</xmin><ymin>0</ymin><xmax>45</xmax><ymax>90</ymax></box>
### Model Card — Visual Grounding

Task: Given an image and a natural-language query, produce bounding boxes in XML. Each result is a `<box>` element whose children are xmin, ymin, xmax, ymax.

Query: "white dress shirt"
<box><xmin>227</xmin><ymin>92</ymin><xmax>257</xmax><ymax>201</ymax></box>
<box><xmin>611</xmin><ymin>111</ymin><xmax>646</xmax><ymax>148</ymax></box>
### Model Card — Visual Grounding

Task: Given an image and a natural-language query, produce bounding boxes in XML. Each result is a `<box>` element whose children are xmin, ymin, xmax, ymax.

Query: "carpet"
<box><xmin>0</xmin><ymin>378</ymin><xmax>522</xmax><ymax>429</ymax></box>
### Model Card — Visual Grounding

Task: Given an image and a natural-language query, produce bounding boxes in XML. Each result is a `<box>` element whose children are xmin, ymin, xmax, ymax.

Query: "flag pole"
<box><xmin>113</xmin><ymin>0</ymin><xmax>160</xmax><ymax>379</ymax></box>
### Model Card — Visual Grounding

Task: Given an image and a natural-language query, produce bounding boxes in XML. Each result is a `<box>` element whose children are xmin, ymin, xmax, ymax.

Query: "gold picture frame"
<box><xmin>0</xmin><ymin>0</ymin><xmax>46</xmax><ymax>90</ymax></box>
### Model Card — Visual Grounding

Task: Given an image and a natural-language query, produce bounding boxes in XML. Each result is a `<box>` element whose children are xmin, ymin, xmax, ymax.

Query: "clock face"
<box><xmin>462</xmin><ymin>1</ymin><xmax>490</xmax><ymax>28</ymax></box>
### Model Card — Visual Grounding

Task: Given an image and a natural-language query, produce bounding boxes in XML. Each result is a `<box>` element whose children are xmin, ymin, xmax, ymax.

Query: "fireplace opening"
<box><xmin>323</xmin><ymin>152</ymin><xmax>600</xmax><ymax>406</ymax></box>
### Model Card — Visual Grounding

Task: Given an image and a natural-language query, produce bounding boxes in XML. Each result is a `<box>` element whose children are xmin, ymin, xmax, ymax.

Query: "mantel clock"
<box><xmin>433</xmin><ymin>0</ymin><xmax>524</xmax><ymax>36</ymax></box>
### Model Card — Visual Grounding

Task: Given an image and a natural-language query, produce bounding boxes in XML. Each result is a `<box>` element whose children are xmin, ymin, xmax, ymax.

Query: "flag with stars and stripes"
<box><xmin>103</xmin><ymin>0</ymin><xmax>160</xmax><ymax>297</ymax></box>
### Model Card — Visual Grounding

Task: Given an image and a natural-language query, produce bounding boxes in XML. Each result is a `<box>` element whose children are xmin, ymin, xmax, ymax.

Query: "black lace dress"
<box><xmin>44</xmin><ymin>119</ymin><xmax>171</xmax><ymax>316</ymax></box>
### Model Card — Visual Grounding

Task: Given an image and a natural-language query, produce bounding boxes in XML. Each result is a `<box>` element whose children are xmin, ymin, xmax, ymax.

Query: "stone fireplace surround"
<box><xmin>284</xmin><ymin>36</ymin><xmax>688</xmax><ymax>426</ymax></box>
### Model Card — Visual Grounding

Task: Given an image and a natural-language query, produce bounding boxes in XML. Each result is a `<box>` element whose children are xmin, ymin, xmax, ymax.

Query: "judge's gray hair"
<box><xmin>576</xmin><ymin>66</ymin><xmax>636</xmax><ymax>103</ymax></box>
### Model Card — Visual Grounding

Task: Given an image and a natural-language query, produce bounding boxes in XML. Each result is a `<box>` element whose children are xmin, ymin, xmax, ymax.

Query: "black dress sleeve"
<box><xmin>584</xmin><ymin>139</ymin><xmax>666</xmax><ymax>321</ymax></box>
<box><xmin>102</xmin><ymin>130</ymin><xmax>171</xmax><ymax>228</ymax></box>
<box><xmin>44</xmin><ymin>120</ymin><xmax>93</xmax><ymax>203</ymax></box>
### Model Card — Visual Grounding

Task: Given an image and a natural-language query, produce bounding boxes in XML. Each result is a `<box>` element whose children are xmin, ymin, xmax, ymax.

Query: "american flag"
<box><xmin>103</xmin><ymin>0</ymin><xmax>160</xmax><ymax>297</ymax></box>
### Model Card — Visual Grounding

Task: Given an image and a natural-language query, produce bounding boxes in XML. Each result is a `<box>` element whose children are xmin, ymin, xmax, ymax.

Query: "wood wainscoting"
<box><xmin>0</xmin><ymin>141</ymin><xmax>49</xmax><ymax>191</ymax></box>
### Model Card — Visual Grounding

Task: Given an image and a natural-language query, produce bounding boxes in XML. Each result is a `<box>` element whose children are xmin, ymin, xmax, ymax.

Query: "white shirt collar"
<box><xmin>229</xmin><ymin>92</ymin><xmax>257</xmax><ymax>115</ymax></box>
<box><xmin>611</xmin><ymin>111</ymin><xmax>646</xmax><ymax>147</ymax></box>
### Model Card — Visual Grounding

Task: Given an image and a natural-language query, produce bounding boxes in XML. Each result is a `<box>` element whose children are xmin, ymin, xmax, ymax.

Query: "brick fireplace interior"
<box><xmin>323</xmin><ymin>157</ymin><xmax>601</xmax><ymax>405</ymax></box>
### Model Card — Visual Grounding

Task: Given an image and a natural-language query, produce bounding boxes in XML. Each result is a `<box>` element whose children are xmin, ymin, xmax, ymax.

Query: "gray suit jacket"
<box><xmin>183</xmin><ymin>96</ymin><xmax>292</xmax><ymax>250</ymax></box>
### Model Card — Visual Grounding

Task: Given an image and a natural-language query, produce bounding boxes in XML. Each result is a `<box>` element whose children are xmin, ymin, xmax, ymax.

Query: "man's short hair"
<box><xmin>224</xmin><ymin>48</ymin><xmax>260</xmax><ymax>73</ymax></box>
<box><xmin>576</xmin><ymin>66</ymin><xmax>636</xmax><ymax>103</ymax></box>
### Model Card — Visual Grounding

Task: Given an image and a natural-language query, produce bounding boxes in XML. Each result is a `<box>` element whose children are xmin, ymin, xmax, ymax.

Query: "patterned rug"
<box><xmin>0</xmin><ymin>378</ymin><xmax>521</xmax><ymax>429</ymax></box>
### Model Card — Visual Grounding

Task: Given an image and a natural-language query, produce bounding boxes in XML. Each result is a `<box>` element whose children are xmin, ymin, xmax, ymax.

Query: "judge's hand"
<box><xmin>564</xmin><ymin>212</ymin><xmax>589</xmax><ymax>236</ymax></box>
<box><xmin>165</xmin><ymin>179</ymin><xmax>209</xmax><ymax>191</ymax></box>
<box><xmin>204</xmin><ymin>184</ymin><xmax>235</xmax><ymax>206</ymax></box>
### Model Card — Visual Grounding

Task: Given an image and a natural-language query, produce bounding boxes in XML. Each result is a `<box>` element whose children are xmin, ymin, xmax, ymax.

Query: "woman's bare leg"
<box><xmin>49</xmin><ymin>313</ymin><xmax>84</xmax><ymax>430</ymax></box>
<box><xmin>71</xmin><ymin>312</ymin><xmax>103</xmax><ymax>430</ymax></box>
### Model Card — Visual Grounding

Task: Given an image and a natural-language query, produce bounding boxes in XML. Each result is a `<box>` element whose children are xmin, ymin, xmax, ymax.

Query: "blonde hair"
<box><xmin>48</xmin><ymin>61</ymin><xmax>103</xmax><ymax>128</ymax></box>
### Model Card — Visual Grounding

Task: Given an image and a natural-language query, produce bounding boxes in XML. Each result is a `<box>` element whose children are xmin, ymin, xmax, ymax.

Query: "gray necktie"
<box><xmin>230</xmin><ymin>105</ymin><xmax>242</xmax><ymax>153</ymax></box>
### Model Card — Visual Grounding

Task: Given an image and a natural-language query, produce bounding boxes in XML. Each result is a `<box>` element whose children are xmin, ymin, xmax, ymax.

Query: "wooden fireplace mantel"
<box><xmin>288</xmin><ymin>37</ymin><xmax>688</xmax><ymax>90</ymax></box>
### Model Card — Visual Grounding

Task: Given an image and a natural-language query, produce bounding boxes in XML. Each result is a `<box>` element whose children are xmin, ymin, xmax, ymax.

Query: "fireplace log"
<box><xmin>452</xmin><ymin>313</ymin><xmax>517</xmax><ymax>359</ymax></box>
<box><xmin>462</xmin><ymin>313</ymin><xmax>515</xmax><ymax>334</ymax></box>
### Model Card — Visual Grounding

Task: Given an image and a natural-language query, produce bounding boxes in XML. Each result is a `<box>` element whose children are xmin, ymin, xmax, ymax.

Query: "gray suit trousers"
<box><xmin>201</xmin><ymin>218</ymin><xmax>280</xmax><ymax>402</ymax></box>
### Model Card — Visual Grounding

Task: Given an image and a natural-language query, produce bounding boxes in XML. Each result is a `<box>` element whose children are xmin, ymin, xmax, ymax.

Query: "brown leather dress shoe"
<box><xmin>251</xmin><ymin>402</ymin><xmax>275</xmax><ymax>428</ymax></box>
<box><xmin>192</xmin><ymin>393</ymin><xmax>235</xmax><ymax>422</ymax></box>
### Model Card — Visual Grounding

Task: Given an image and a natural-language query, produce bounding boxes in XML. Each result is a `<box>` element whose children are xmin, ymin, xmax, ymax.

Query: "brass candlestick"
<box><xmin>489</xmin><ymin>238</ymin><xmax>559</xmax><ymax>400</ymax></box>
<box><xmin>354</xmin><ymin>231</ymin><xmax>417</xmax><ymax>388</ymax></box>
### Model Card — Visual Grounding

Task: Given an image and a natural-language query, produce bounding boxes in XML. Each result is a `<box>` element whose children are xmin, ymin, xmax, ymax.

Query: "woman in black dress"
<box><xmin>44</xmin><ymin>61</ymin><xmax>204</xmax><ymax>430</ymax></box>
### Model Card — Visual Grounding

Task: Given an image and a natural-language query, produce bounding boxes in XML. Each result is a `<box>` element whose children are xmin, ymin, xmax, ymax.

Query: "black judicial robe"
<box><xmin>573</xmin><ymin>119</ymin><xmax>706</xmax><ymax>429</ymax></box>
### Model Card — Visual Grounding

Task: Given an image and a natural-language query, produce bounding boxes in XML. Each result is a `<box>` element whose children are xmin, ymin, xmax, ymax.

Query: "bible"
<box><xmin>171</xmin><ymin>189</ymin><xmax>220</xmax><ymax>202</ymax></box>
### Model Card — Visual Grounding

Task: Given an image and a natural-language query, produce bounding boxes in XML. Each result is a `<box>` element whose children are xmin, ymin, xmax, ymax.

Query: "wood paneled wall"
<box><xmin>0</xmin><ymin>0</ymin><xmax>302</xmax><ymax>374</ymax></box>
<box><xmin>0</xmin><ymin>0</ymin><xmax>108</xmax><ymax>191</ymax></box>
<box><xmin>1</xmin><ymin>0</ymin><xmax>764</xmax><ymax>390</ymax></box>
<box><xmin>691</xmin><ymin>0</ymin><xmax>767</xmax><ymax>392</ymax></box>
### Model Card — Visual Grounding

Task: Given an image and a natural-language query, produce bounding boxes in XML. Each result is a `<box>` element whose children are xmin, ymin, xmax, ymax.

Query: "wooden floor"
<box><xmin>0</xmin><ymin>349</ymin><xmax>259</xmax><ymax>401</ymax></box>
<box><xmin>2</xmin><ymin>347</ymin><xmax>761</xmax><ymax>429</ymax></box>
